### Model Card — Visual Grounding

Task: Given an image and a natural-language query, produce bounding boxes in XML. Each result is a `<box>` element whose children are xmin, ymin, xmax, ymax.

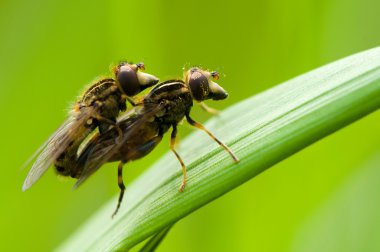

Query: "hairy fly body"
<box><xmin>23</xmin><ymin>62</ymin><xmax>159</xmax><ymax>191</ymax></box>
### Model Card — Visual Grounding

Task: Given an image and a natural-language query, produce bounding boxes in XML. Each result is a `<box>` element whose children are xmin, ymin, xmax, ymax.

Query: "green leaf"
<box><xmin>56</xmin><ymin>47</ymin><xmax>380</xmax><ymax>252</ymax></box>
<box><xmin>139</xmin><ymin>224</ymin><xmax>174</xmax><ymax>252</ymax></box>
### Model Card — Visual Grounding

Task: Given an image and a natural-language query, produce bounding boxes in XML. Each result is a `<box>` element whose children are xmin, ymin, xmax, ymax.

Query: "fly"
<box><xmin>22</xmin><ymin>62</ymin><xmax>159</xmax><ymax>190</ymax></box>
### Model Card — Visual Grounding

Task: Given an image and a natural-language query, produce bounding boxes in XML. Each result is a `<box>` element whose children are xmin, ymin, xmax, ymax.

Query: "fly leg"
<box><xmin>170</xmin><ymin>124</ymin><xmax>187</xmax><ymax>192</ymax></box>
<box><xmin>92</xmin><ymin>100</ymin><xmax>123</xmax><ymax>141</ymax></box>
<box><xmin>112</xmin><ymin>161</ymin><xmax>125</xmax><ymax>218</ymax></box>
<box><xmin>111</xmin><ymin>135</ymin><xmax>163</xmax><ymax>218</ymax></box>
<box><xmin>94</xmin><ymin>115</ymin><xmax>123</xmax><ymax>143</ymax></box>
<box><xmin>185</xmin><ymin>114</ymin><xmax>239</xmax><ymax>163</ymax></box>
<box><xmin>125</xmin><ymin>95</ymin><xmax>138</xmax><ymax>107</ymax></box>
<box><xmin>199</xmin><ymin>102</ymin><xmax>219</xmax><ymax>115</ymax></box>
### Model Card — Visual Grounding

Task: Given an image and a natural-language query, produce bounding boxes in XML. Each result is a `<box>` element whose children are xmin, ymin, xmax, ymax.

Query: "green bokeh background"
<box><xmin>1</xmin><ymin>0</ymin><xmax>380</xmax><ymax>251</ymax></box>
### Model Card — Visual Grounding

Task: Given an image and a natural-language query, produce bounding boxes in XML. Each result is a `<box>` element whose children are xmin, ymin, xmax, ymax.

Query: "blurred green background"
<box><xmin>1</xmin><ymin>0</ymin><xmax>380</xmax><ymax>251</ymax></box>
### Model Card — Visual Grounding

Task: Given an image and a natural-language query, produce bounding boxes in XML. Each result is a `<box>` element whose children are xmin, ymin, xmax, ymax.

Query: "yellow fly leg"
<box><xmin>186</xmin><ymin>114</ymin><xmax>239</xmax><ymax>163</ymax></box>
<box><xmin>199</xmin><ymin>102</ymin><xmax>220</xmax><ymax>115</ymax></box>
<box><xmin>170</xmin><ymin>124</ymin><xmax>187</xmax><ymax>192</ymax></box>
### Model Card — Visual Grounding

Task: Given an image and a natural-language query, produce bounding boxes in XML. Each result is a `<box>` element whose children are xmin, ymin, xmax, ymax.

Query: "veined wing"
<box><xmin>22</xmin><ymin>106</ymin><xmax>97</xmax><ymax>191</ymax></box>
<box><xmin>74</xmin><ymin>102</ymin><xmax>166</xmax><ymax>188</ymax></box>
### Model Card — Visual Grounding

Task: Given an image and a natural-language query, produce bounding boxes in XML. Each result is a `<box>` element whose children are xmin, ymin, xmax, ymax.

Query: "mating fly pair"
<box><xmin>23</xmin><ymin>63</ymin><xmax>240</xmax><ymax>217</ymax></box>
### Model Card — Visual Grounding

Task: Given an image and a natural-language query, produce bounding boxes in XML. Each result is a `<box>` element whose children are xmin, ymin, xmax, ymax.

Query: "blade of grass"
<box><xmin>57</xmin><ymin>47</ymin><xmax>380</xmax><ymax>251</ymax></box>
<box><xmin>138</xmin><ymin>224</ymin><xmax>174</xmax><ymax>252</ymax></box>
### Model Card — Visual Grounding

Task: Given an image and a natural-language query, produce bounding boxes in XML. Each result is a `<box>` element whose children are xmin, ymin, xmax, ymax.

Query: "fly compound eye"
<box><xmin>211</xmin><ymin>71</ymin><xmax>219</xmax><ymax>80</ymax></box>
<box><xmin>186</xmin><ymin>68</ymin><xmax>228</xmax><ymax>101</ymax></box>
<box><xmin>116</xmin><ymin>63</ymin><xmax>141</xmax><ymax>96</ymax></box>
<box><xmin>136</xmin><ymin>62</ymin><xmax>145</xmax><ymax>71</ymax></box>
<box><xmin>115</xmin><ymin>62</ymin><xmax>129</xmax><ymax>73</ymax></box>
<box><xmin>188</xmin><ymin>69</ymin><xmax>210</xmax><ymax>101</ymax></box>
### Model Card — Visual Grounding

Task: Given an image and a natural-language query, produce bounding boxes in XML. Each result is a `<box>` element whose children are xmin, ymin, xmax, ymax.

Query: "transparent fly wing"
<box><xmin>21</xmin><ymin>130</ymin><xmax>59</xmax><ymax>172</ymax></box>
<box><xmin>74</xmin><ymin>103</ymin><xmax>166</xmax><ymax>188</ymax></box>
<box><xmin>22</xmin><ymin>106</ymin><xmax>96</xmax><ymax>191</ymax></box>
